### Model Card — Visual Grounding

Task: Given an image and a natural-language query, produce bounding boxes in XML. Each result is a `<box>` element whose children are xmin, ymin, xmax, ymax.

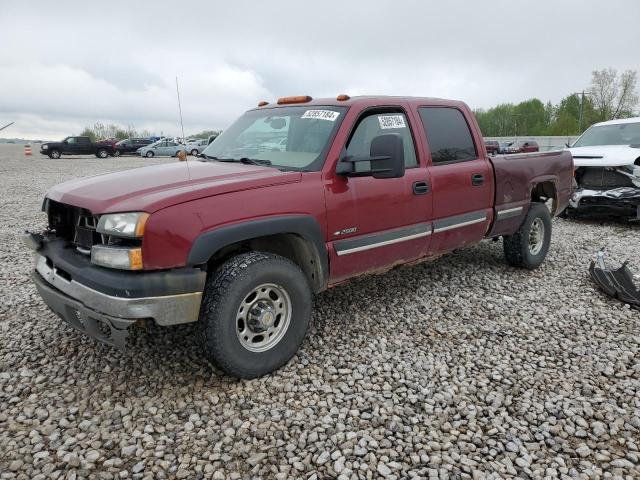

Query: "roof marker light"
<box><xmin>277</xmin><ymin>95</ymin><xmax>312</xmax><ymax>105</ymax></box>
<box><xmin>336</xmin><ymin>94</ymin><xmax>350</xmax><ymax>101</ymax></box>
<box><xmin>258</xmin><ymin>101</ymin><xmax>269</xmax><ymax>107</ymax></box>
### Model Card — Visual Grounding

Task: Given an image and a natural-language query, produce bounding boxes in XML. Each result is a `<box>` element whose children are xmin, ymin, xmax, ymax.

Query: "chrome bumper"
<box><xmin>33</xmin><ymin>254</ymin><xmax>203</xmax><ymax>348</ymax></box>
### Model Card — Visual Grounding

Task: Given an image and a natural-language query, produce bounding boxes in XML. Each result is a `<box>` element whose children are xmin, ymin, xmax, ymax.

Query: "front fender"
<box><xmin>187</xmin><ymin>215</ymin><xmax>328</xmax><ymax>287</ymax></box>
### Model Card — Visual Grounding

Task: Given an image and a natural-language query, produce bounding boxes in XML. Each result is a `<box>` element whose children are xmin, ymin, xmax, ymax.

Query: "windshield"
<box><xmin>201</xmin><ymin>105</ymin><xmax>347</xmax><ymax>171</ymax></box>
<box><xmin>573</xmin><ymin>121</ymin><xmax>640</xmax><ymax>147</ymax></box>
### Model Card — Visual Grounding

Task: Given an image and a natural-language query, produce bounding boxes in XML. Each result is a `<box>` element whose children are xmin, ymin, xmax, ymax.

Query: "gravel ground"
<box><xmin>1</xmin><ymin>144</ymin><xmax>639</xmax><ymax>479</ymax></box>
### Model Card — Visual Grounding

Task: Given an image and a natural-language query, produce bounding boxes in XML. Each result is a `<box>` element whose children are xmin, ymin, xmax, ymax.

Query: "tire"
<box><xmin>113</xmin><ymin>150</ymin><xmax>121</xmax><ymax>157</ymax></box>
<box><xmin>191</xmin><ymin>149</ymin><xmax>199</xmax><ymax>156</ymax></box>
<box><xmin>198</xmin><ymin>252</ymin><xmax>311</xmax><ymax>378</ymax></box>
<box><xmin>49</xmin><ymin>150</ymin><xmax>61</xmax><ymax>159</ymax></box>
<box><xmin>503</xmin><ymin>202</ymin><xmax>552</xmax><ymax>270</ymax></box>
<box><xmin>145</xmin><ymin>151</ymin><xmax>154</xmax><ymax>158</ymax></box>
<box><xmin>96</xmin><ymin>149</ymin><xmax>109</xmax><ymax>159</ymax></box>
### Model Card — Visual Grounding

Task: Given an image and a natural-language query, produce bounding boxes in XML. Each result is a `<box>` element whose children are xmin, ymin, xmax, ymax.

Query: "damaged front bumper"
<box><xmin>589</xmin><ymin>251</ymin><xmax>640</xmax><ymax>310</ymax></box>
<box><xmin>26</xmin><ymin>234</ymin><xmax>206</xmax><ymax>349</ymax></box>
<box><xmin>569</xmin><ymin>187</ymin><xmax>640</xmax><ymax>219</ymax></box>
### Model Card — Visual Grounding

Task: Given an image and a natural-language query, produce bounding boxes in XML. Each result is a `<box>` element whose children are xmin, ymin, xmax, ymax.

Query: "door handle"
<box><xmin>413</xmin><ymin>181</ymin><xmax>430</xmax><ymax>195</ymax></box>
<box><xmin>471</xmin><ymin>173</ymin><xmax>484</xmax><ymax>186</ymax></box>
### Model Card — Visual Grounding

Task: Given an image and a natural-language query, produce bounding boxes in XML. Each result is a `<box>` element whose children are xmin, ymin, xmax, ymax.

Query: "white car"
<box><xmin>567</xmin><ymin>117</ymin><xmax>640</xmax><ymax>219</ymax></box>
<box><xmin>185</xmin><ymin>139</ymin><xmax>209</xmax><ymax>156</ymax></box>
<box><xmin>137</xmin><ymin>139</ymin><xmax>186</xmax><ymax>158</ymax></box>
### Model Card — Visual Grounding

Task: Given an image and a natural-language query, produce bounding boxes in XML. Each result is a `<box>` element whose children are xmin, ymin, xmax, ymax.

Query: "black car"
<box><xmin>114</xmin><ymin>138</ymin><xmax>153</xmax><ymax>156</ymax></box>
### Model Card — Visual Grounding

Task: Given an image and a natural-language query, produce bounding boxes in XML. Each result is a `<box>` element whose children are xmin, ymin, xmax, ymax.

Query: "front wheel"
<box><xmin>49</xmin><ymin>150</ymin><xmax>61</xmax><ymax>159</ymax></box>
<box><xmin>191</xmin><ymin>149</ymin><xmax>199</xmax><ymax>156</ymax></box>
<box><xmin>96</xmin><ymin>149</ymin><xmax>109</xmax><ymax>158</ymax></box>
<box><xmin>145</xmin><ymin>151</ymin><xmax>154</xmax><ymax>158</ymax></box>
<box><xmin>113</xmin><ymin>150</ymin><xmax>121</xmax><ymax>157</ymax></box>
<box><xmin>198</xmin><ymin>252</ymin><xmax>311</xmax><ymax>378</ymax></box>
<box><xmin>503</xmin><ymin>202</ymin><xmax>552</xmax><ymax>270</ymax></box>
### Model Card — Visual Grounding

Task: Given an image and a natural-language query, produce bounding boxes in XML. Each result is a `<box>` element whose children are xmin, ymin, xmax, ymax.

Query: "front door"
<box><xmin>325</xmin><ymin>107</ymin><xmax>432</xmax><ymax>283</ymax></box>
<box><xmin>62</xmin><ymin>137</ymin><xmax>79</xmax><ymax>154</ymax></box>
<box><xmin>416</xmin><ymin>106</ymin><xmax>494</xmax><ymax>254</ymax></box>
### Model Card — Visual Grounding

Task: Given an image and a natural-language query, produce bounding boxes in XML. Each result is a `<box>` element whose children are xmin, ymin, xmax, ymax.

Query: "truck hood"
<box><xmin>46</xmin><ymin>161</ymin><xmax>301</xmax><ymax>214</ymax></box>
<box><xmin>568</xmin><ymin>145</ymin><xmax>640</xmax><ymax>167</ymax></box>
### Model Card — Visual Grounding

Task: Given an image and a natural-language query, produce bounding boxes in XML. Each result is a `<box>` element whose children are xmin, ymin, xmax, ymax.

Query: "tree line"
<box><xmin>78</xmin><ymin>123</ymin><xmax>221</xmax><ymax>142</ymax></box>
<box><xmin>474</xmin><ymin>68</ymin><xmax>638</xmax><ymax>137</ymax></box>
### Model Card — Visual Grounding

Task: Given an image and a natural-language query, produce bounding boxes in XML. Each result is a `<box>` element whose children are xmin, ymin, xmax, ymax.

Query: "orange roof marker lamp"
<box><xmin>277</xmin><ymin>95</ymin><xmax>312</xmax><ymax>105</ymax></box>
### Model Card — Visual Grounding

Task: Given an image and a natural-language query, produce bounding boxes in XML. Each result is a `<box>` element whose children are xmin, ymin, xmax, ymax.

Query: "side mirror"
<box><xmin>565</xmin><ymin>142</ymin><xmax>571</xmax><ymax>148</ymax></box>
<box><xmin>336</xmin><ymin>134</ymin><xmax>405</xmax><ymax>179</ymax></box>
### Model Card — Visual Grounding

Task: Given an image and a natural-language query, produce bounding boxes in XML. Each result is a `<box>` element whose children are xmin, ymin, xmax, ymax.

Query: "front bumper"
<box><xmin>27</xmin><ymin>236</ymin><xmax>206</xmax><ymax>349</ymax></box>
<box><xmin>569</xmin><ymin>187</ymin><xmax>640</xmax><ymax>219</ymax></box>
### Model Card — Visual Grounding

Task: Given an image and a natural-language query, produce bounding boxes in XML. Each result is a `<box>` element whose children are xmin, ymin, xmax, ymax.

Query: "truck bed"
<box><xmin>487</xmin><ymin>150</ymin><xmax>574</xmax><ymax>237</ymax></box>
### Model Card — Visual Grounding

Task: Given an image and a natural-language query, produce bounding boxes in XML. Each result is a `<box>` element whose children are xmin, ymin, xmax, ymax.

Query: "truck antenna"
<box><xmin>175</xmin><ymin>76</ymin><xmax>191</xmax><ymax>179</ymax></box>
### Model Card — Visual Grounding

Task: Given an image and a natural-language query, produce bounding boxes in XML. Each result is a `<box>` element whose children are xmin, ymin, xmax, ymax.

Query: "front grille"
<box><xmin>47</xmin><ymin>200</ymin><xmax>102</xmax><ymax>252</ymax></box>
<box><xmin>576</xmin><ymin>167</ymin><xmax>634</xmax><ymax>189</ymax></box>
<box><xmin>46</xmin><ymin>200</ymin><xmax>141</xmax><ymax>254</ymax></box>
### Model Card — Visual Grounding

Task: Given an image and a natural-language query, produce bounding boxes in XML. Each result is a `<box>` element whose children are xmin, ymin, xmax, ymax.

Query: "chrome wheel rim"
<box><xmin>529</xmin><ymin>218</ymin><xmax>545</xmax><ymax>255</ymax></box>
<box><xmin>236</xmin><ymin>283</ymin><xmax>291</xmax><ymax>352</ymax></box>
<box><xmin>51</xmin><ymin>151</ymin><xmax>60</xmax><ymax>158</ymax></box>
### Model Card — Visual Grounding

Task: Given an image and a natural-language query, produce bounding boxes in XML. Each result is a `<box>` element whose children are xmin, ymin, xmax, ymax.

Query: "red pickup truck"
<box><xmin>25</xmin><ymin>95</ymin><xmax>573</xmax><ymax>378</ymax></box>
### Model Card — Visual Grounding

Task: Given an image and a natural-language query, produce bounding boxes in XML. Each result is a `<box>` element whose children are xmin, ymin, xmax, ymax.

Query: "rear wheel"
<box><xmin>198</xmin><ymin>252</ymin><xmax>311</xmax><ymax>378</ymax></box>
<box><xmin>145</xmin><ymin>151</ymin><xmax>154</xmax><ymax>158</ymax></box>
<box><xmin>191</xmin><ymin>149</ymin><xmax>199</xmax><ymax>156</ymax></box>
<box><xmin>503</xmin><ymin>203</ymin><xmax>552</xmax><ymax>270</ymax></box>
<box><xmin>96</xmin><ymin>149</ymin><xmax>109</xmax><ymax>158</ymax></box>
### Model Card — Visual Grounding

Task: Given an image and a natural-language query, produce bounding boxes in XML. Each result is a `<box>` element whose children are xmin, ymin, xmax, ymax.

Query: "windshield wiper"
<box><xmin>217</xmin><ymin>157</ymin><xmax>272</xmax><ymax>166</ymax></box>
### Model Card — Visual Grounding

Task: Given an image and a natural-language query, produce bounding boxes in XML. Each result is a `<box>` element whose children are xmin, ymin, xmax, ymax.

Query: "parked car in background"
<box><xmin>506</xmin><ymin>140</ymin><xmax>539</xmax><ymax>154</ymax></box>
<box><xmin>499</xmin><ymin>141</ymin><xmax>514</xmax><ymax>154</ymax></box>
<box><xmin>185</xmin><ymin>139</ymin><xmax>209</xmax><ymax>156</ymax></box>
<box><xmin>484</xmin><ymin>140</ymin><xmax>499</xmax><ymax>155</ymax></box>
<box><xmin>137</xmin><ymin>139</ymin><xmax>186</xmax><ymax>158</ymax></box>
<box><xmin>96</xmin><ymin>138</ymin><xmax>119</xmax><ymax>149</ymax></box>
<box><xmin>114</xmin><ymin>138</ymin><xmax>153</xmax><ymax>156</ymax></box>
<box><xmin>25</xmin><ymin>94</ymin><xmax>573</xmax><ymax>378</ymax></box>
<box><xmin>261</xmin><ymin>137</ymin><xmax>288</xmax><ymax>151</ymax></box>
<box><xmin>566</xmin><ymin>117</ymin><xmax>640</xmax><ymax>219</ymax></box>
<box><xmin>40</xmin><ymin>136</ymin><xmax>114</xmax><ymax>159</ymax></box>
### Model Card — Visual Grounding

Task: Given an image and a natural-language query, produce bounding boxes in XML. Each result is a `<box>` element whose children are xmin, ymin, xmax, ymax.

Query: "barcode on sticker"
<box><xmin>301</xmin><ymin>110</ymin><xmax>340</xmax><ymax>121</ymax></box>
<box><xmin>378</xmin><ymin>115</ymin><xmax>406</xmax><ymax>129</ymax></box>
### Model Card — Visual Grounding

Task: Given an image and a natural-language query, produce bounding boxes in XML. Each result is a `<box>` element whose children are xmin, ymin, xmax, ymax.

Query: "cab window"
<box><xmin>346</xmin><ymin>110</ymin><xmax>418</xmax><ymax>170</ymax></box>
<box><xmin>418</xmin><ymin>107</ymin><xmax>477</xmax><ymax>164</ymax></box>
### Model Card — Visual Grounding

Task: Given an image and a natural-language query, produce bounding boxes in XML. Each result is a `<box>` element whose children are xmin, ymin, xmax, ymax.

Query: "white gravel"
<box><xmin>1</xmin><ymin>144</ymin><xmax>639</xmax><ymax>479</ymax></box>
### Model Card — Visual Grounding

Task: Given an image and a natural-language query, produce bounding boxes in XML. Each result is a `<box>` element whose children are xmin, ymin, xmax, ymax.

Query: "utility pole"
<box><xmin>573</xmin><ymin>90</ymin><xmax>592</xmax><ymax>134</ymax></box>
<box><xmin>175</xmin><ymin>76</ymin><xmax>185</xmax><ymax>142</ymax></box>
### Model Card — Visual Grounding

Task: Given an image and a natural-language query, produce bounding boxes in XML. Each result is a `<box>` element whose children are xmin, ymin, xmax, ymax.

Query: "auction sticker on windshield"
<box><xmin>378</xmin><ymin>115</ymin><xmax>406</xmax><ymax>129</ymax></box>
<box><xmin>301</xmin><ymin>110</ymin><xmax>340</xmax><ymax>121</ymax></box>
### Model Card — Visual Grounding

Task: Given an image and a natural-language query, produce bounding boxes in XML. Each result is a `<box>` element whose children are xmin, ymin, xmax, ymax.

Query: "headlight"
<box><xmin>97</xmin><ymin>212</ymin><xmax>149</xmax><ymax>238</ymax></box>
<box><xmin>42</xmin><ymin>145</ymin><xmax>48</xmax><ymax>149</ymax></box>
<box><xmin>91</xmin><ymin>245</ymin><xmax>143</xmax><ymax>270</ymax></box>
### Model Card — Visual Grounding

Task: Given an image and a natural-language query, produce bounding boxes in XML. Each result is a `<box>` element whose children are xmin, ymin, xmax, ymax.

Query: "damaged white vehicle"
<box><xmin>567</xmin><ymin>117</ymin><xmax>640</xmax><ymax>219</ymax></box>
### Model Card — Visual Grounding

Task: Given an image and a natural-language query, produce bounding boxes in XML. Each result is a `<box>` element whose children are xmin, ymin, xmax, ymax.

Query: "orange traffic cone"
<box><xmin>24</xmin><ymin>144</ymin><xmax>32</xmax><ymax>156</ymax></box>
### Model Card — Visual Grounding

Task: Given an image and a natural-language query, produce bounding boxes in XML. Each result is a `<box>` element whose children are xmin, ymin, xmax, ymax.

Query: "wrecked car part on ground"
<box><xmin>589</xmin><ymin>250</ymin><xmax>640</xmax><ymax>310</ymax></box>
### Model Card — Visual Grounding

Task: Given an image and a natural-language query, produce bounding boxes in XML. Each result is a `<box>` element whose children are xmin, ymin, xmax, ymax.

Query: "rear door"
<box><xmin>325</xmin><ymin>106</ymin><xmax>432</xmax><ymax>282</ymax></box>
<box><xmin>416</xmin><ymin>106</ymin><xmax>494</xmax><ymax>254</ymax></box>
<box><xmin>77</xmin><ymin>137</ymin><xmax>92</xmax><ymax>154</ymax></box>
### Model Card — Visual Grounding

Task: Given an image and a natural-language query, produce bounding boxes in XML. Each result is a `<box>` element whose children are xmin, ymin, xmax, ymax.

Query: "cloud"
<box><xmin>1</xmin><ymin>0</ymin><xmax>639</xmax><ymax>139</ymax></box>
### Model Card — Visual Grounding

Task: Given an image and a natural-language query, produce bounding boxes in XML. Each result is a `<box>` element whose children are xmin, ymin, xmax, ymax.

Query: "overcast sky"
<box><xmin>1</xmin><ymin>0</ymin><xmax>639</xmax><ymax>139</ymax></box>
